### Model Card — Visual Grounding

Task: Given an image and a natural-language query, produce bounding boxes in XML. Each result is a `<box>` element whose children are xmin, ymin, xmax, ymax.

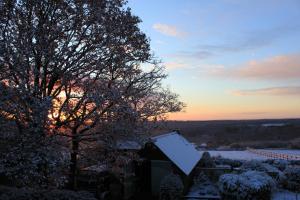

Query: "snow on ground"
<box><xmin>272</xmin><ymin>190</ymin><xmax>300</xmax><ymax>200</ymax></box>
<box><xmin>262</xmin><ymin>150</ymin><xmax>300</xmax><ymax>156</ymax></box>
<box><xmin>199</xmin><ymin>149</ymin><xmax>300</xmax><ymax>161</ymax></box>
<box><xmin>200</xmin><ymin>150</ymin><xmax>267</xmax><ymax>160</ymax></box>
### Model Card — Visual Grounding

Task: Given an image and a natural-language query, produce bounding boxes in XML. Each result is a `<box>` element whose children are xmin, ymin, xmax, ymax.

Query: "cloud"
<box><xmin>198</xmin><ymin>36</ymin><xmax>268</xmax><ymax>53</ymax></box>
<box><xmin>211</xmin><ymin>54</ymin><xmax>300</xmax><ymax>80</ymax></box>
<box><xmin>231</xmin><ymin>86</ymin><xmax>300</xmax><ymax>96</ymax></box>
<box><xmin>197</xmin><ymin>24</ymin><xmax>300</xmax><ymax>54</ymax></box>
<box><xmin>166</xmin><ymin>24</ymin><xmax>300</xmax><ymax>61</ymax></box>
<box><xmin>153</xmin><ymin>23</ymin><xmax>187</xmax><ymax>37</ymax></box>
<box><xmin>167</xmin><ymin>50</ymin><xmax>213</xmax><ymax>62</ymax></box>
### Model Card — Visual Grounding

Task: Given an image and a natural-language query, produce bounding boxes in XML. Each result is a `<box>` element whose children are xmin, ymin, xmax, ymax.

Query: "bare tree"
<box><xmin>0</xmin><ymin>0</ymin><xmax>184</xmax><ymax>188</ymax></box>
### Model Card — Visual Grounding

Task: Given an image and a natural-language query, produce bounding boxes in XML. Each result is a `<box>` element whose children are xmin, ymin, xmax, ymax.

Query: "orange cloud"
<box><xmin>211</xmin><ymin>54</ymin><xmax>300</xmax><ymax>79</ymax></box>
<box><xmin>231</xmin><ymin>86</ymin><xmax>300</xmax><ymax>96</ymax></box>
<box><xmin>153</xmin><ymin>23</ymin><xmax>187</xmax><ymax>37</ymax></box>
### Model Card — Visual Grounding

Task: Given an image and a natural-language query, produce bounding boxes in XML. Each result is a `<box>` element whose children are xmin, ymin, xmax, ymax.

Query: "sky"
<box><xmin>127</xmin><ymin>0</ymin><xmax>300</xmax><ymax>120</ymax></box>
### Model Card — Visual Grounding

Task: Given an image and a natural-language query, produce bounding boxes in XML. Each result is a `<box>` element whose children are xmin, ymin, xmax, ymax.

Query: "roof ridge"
<box><xmin>151</xmin><ymin>131</ymin><xmax>178</xmax><ymax>140</ymax></box>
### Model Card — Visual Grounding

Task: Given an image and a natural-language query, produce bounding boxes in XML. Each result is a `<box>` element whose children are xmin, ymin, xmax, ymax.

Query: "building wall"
<box><xmin>151</xmin><ymin>160</ymin><xmax>173</xmax><ymax>196</ymax></box>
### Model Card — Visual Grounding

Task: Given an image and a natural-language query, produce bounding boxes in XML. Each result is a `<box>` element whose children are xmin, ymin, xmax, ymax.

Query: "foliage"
<box><xmin>218</xmin><ymin>171</ymin><xmax>275</xmax><ymax>200</ymax></box>
<box><xmin>159</xmin><ymin>173</ymin><xmax>184</xmax><ymax>200</ymax></box>
<box><xmin>194</xmin><ymin>171</ymin><xmax>210</xmax><ymax>185</ymax></box>
<box><xmin>0</xmin><ymin>0</ymin><xmax>184</xmax><ymax>188</ymax></box>
<box><xmin>191</xmin><ymin>171</ymin><xmax>220</xmax><ymax>196</ymax></box>
<box><xmin>264</xmin><ymin>159</ymin><xmax>290</xmax><ymax>171</ymax></box>
<box><xmin>282</xmin><ymin>167</ymin><xmax>300</xmax><ymax>192</ymax></box>
<box><xmin>0</xmin><ymin>185</ymin><xmax>96</xmax><ymax>200</ymax></box>
<box><xmin>198</xmin><ymin>152</ymin><xmax>216</xmax><ymax>168</ymax></box>
<box><xmin>214</xmin><ymin>156</ymin><xmax>243</xmax><ymax>168</ymax></box>
<box><xmin>0</xmin><ymin>127</ymin><xmax>69</xmax><ymax>188</ymax></box>
<box><xmin>241</xmin><ymin>160</ymin><xmax>284</xmax><ymax>183</ymax></box>
<box><xmin>0</xmin><ymin>0</ymin><xmax>183</xmax><ymax>136</ymax></box>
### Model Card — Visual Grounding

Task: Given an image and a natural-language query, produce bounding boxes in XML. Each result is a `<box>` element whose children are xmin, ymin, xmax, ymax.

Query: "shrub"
<box><xmin>193</xmin><ymin>171</ymin><xmax>210</xmax><ymax>185</ymax></box>
<box><xmin>191</xmin><ymin>171</ymin><xmax>220</xmax><ymax>197</ymax></box>
<box><xmin>241</xmin><ymin>160</ymin><xmax>284</xmax><ymax>183</ymax></box>
<box><xmin>198</xmin><ymin>152</ymin><xmax>216</xmax><ymax>168</ymax></box>
<box><xmin>159</xmin><ymin>173</ymin><xmax>183</xmax><ymax>200</ymax></box>
<box><xmin>282</xmin><ymin>167</ymin><xmax>300</xmax><ymax>192</ymax></box>
<box><xmin>0</xmin><ymin>186</ymin><xmax>97</xmax><ymax>200</ymax></box>
<box><xmin>0</xmin><ymin>133</ymin><xmax>69</xmax><ymax>188</ymax></box>
<box><xmin>264</xmin><ymin>159</ymin><xmax>290</xmax><ymax>171</ymax></box>
<box><xmin>218</xmin><ymin>171</ymin><xmax>275</xmax><ymax>200</ymax></box>
<box><xmin>214</xmin><ymin>157</ymin><xmax>243</xmax><ymax>168</ymax></box>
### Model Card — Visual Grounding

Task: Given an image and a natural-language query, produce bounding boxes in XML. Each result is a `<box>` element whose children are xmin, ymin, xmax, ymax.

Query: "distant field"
<box><xmin>158</xmin><ymin>119</ymin><xmax>300</xmax><ymax>148</ymax></box>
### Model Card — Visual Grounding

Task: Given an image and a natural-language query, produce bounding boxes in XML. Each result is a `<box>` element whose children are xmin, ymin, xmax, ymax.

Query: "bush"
<box><xmin>191</xmin><ymin>171</ymin><xmax>220</xmax><ymax>197</ymax></box>
<box><xmin>0</xmin><ymin>133</ymin><xmax>69</xmax><ymax>188</ymax></box>
<box><xmin>193</xmin><ymin>171</ymin><xmax>210</xmax><ymax>185</ymax></box>
<box><xmin>0</xmin><ymin>186</ymin><xmax>97</xmax><ymax>200</ymax></box>
<box><xmin>159</xmin><ymin>173</ymin><xmax>183</xmax><ymax>200</ymax></box>
<box><xmin>282</xmin><ymin>167</ymin><xmax>300</xmax><ymax>192</ymax></box>
<box><xmin>264</xmin><ymin>159</ymin><xmax>290</xmax><ymax>171</ymax></box>
<box><xmin>214</xmin><ymin>157</ymin><xmax>243</xmax><ymax>168</ymax></box>
<box><xmin>241</xmin><ymin>160</ymin><xmax>284</xmax><ymax>183</ymax></box>
<box><xmin>218</xmin><ymin>171</ymin><xmax>275</xmax><ymax>200</ymax></box>
<box><xmin>198</xmin><ymin>152</ymin><xmax>216</xmax><ymax>168</ymax></box>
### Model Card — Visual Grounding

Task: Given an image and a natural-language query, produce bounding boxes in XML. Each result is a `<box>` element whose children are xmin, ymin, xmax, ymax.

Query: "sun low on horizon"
<box><xmin>128</xmin><ymin>0</ymin><xmax>300</xmax><ymax>120</ymax></box>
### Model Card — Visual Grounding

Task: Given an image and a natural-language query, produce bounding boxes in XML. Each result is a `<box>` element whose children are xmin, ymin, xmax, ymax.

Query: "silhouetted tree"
<box><xmin>0</xmin><ymin>0</ymin><xmax>184</xmax><ymax>188</ymax></box>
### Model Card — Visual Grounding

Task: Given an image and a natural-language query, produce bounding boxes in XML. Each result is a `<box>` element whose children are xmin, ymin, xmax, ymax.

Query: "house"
<box><xmin>139</xmin><ymin>131</ymin><xmax>201</xmax><ymax>197</ymax></box>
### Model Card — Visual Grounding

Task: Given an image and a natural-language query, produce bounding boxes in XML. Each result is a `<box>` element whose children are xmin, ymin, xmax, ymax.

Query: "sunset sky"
<box><xmin>128</xmin><ymin>0</ymin><xmax>300</xmax><ymax>120</ymax></box>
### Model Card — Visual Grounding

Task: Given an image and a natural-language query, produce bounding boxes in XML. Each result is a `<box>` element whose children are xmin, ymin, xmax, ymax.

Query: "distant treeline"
<box><xmin>157</xmin><ymin>119</ymin><xmax>300</xmax><ymax>149</ymax></box>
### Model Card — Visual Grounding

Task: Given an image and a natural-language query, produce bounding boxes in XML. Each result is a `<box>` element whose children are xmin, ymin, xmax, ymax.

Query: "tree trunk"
<box><xmin>70</xmin><ymin>130</ymin><xmax>79</xmax><ymax>190</ymax></box>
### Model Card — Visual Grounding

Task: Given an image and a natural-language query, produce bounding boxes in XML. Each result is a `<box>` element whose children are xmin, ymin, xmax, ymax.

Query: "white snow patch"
<box><xmin>202</xmin><ymin>150</ymin><xmax>267</xmax><ymax>160</ymax></box>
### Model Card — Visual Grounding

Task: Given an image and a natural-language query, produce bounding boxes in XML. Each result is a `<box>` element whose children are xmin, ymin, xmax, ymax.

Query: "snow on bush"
<box><xmin>264</xmin><ymin>159</ymin><xmax>290</xmax><ymax>171</ymax></box>
<box><xmin>218</xmin><ymin>171</ymin><xmax>275</xmax><ymax>200</ymax></box>
<box><xmin>241</xmin><ymin>160</ymin><xmax>285</xmax><ymax>184</ymax></box>
<box><xmin>214</xmin><ymin>156</ymin><xmax>243</xmax><ymax>168</ymax></box>
<box><xmin>159</xmin><ymin>173</ymin><xmax>184</xmax><ymax>200</ymax></box>
<box><xmin>0</xmin><ymin>136</ymin><xmax>69</xmax><ymax>188</ymax></box>
<box><xmin>282</xmin><ymin>167</ymin><xmax>300</xmax><ymax>192</ymax></box>
<box><xmin>191</xmin><ymin>171</ymin><xmax>220</xmax><ymax>196</ymax></box>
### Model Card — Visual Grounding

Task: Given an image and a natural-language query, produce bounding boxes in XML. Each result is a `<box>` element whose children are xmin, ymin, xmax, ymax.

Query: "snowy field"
<box><xmin>199</xmin><ymin>150</ymin><xmax>300</xmax><ymax>160</ymax></box>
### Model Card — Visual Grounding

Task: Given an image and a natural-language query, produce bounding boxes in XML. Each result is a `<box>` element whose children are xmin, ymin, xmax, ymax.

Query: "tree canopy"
<box><xmin>0</xmin><ymin>0</ymin><xmax>184</xmax><ymax>188</ymax></box>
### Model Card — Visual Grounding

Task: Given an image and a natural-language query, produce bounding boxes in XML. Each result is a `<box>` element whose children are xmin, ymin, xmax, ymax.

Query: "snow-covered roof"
<box><xmin>116</xmin><ymin>140</ymin><xmax>141</xmax><ymax>150</ymax></box>
<box><xmin>151</xmin><ymin>131</ymin><xmax>201</xmax><ymax>175</ymax></box>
